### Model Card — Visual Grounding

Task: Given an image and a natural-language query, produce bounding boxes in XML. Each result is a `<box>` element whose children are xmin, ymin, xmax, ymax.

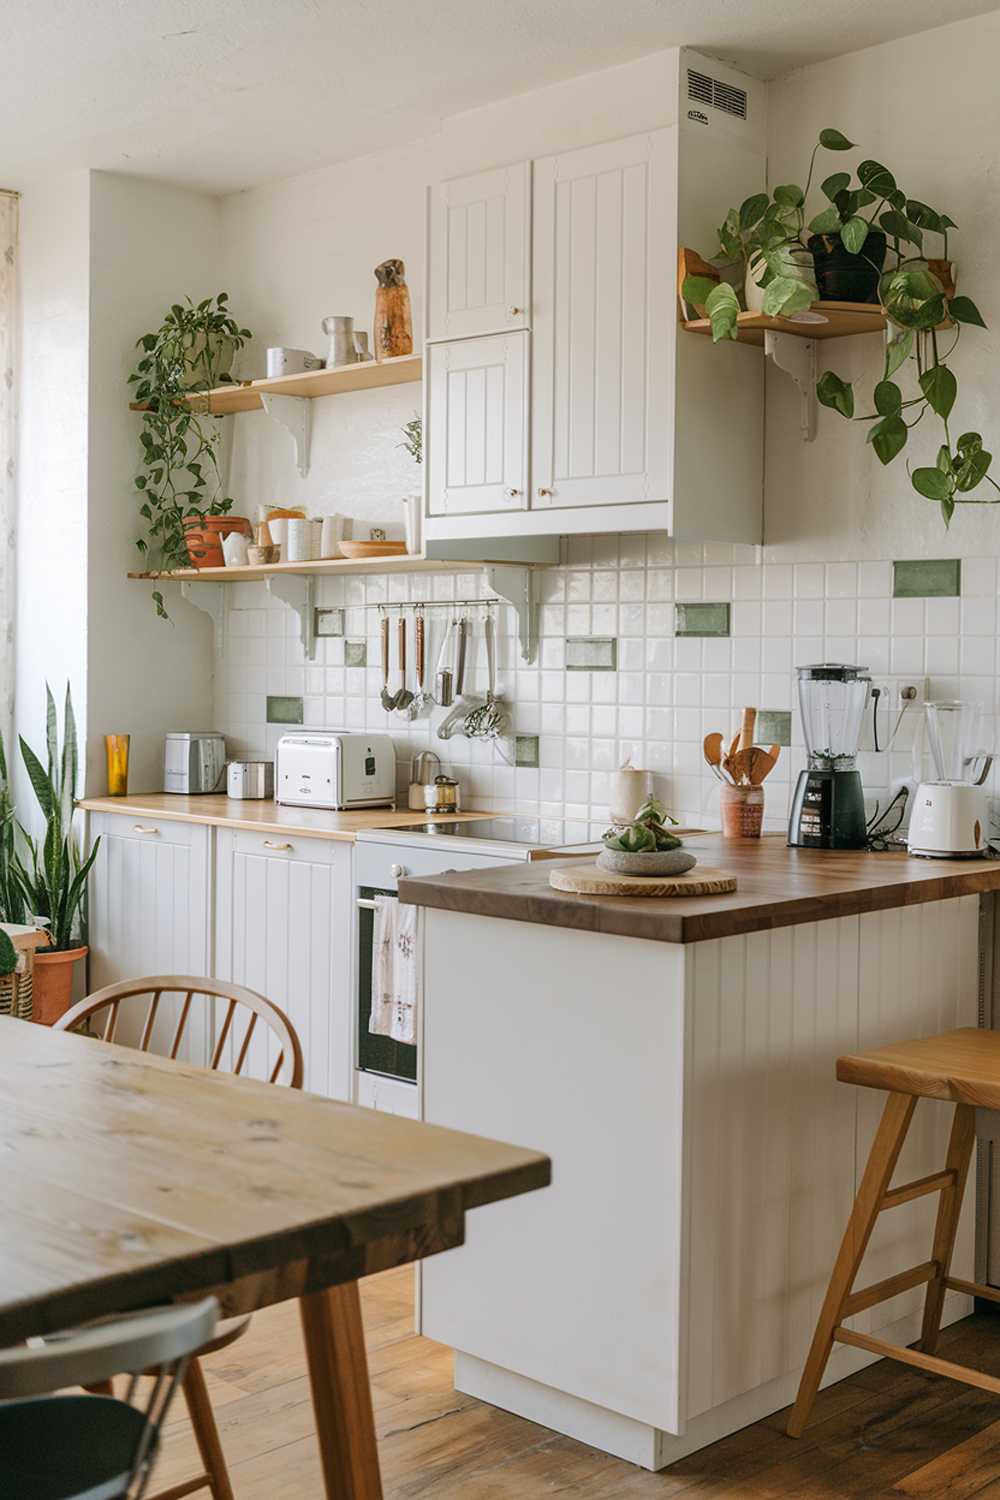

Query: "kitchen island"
<box><xmin>400</xmin><ymin>836</ymin><xmax>1000</xmax><ymax>1469</ymax></box>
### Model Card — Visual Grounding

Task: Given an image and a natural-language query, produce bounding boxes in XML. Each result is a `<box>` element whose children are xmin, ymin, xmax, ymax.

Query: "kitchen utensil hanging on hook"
<box><xmin>379</xmin><ymin>609</ymin><xmax>396</xmax><ymax>712</ymax></box>
<box><xmin>437</xmin><ymin>615</ymin><xmax>472</xmax><ymax>740</ymax></box>
<box><xmin>394</xmin><ymin>613</ymin><xmax>414</xmax><ymax>713</ymax></box>
<box><xmin>464</xmin><ymin>612</ymin><xmax>508</xmax><ymax>739</ymax></box>
<box><xmin>407</xmin><ymin>607</ymin><xmax>431</xmax><ymax>719</ymax></box>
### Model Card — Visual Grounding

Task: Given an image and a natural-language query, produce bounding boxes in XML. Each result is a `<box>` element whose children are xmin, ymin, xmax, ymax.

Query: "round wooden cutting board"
<box><xmin>549</xmin><ymin>863</ymin><xmax>737</xmax><ymax>898</ymax></box>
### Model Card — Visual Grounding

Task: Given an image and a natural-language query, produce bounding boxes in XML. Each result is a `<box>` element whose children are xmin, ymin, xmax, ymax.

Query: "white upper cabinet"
<box><xmin>531</xmin><ymin>131</ymin><xmax>674</xmax><ymax>511</ymax></box>
<box><xmin>427</xmin><ymin>331</ymin><xmax>529</xmax><ymax>516</ymax></box>
<box><xmin>423</xmin><ymin>51</ymin><xmax>767</xmax><ymax>542</ymax></box>
<box><xmin>428</xmin><ymin>163</ymin><xmax>531</xmax><ymax>341</ymax></box>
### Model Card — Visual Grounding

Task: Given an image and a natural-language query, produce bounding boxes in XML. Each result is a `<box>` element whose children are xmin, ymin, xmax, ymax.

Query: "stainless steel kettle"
<box><xmin>408</xmin><ymin>750</ymin><xmax>442</xmax><ymax>810</ymax></box>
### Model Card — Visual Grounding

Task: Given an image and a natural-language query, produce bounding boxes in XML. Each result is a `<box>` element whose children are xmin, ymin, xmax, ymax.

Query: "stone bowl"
<box><xmin>596</xmin><ymin>847</ymin><xmax>697</xmax><ymax>877</ymax></box>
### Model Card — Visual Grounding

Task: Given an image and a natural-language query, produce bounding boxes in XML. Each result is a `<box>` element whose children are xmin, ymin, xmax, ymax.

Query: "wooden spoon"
<box><xmin>749</xmin><ymin>745</ymin><xmax>781</xmax><ymax>784</ymax></box>
<box><xmin>703</xmin><ymin>732</ymin><xmax>728</xmax><ymax>782</ymax></box>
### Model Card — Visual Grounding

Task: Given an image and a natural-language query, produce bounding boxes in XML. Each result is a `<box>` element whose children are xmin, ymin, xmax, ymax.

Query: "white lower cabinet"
<box><xmin>87</xmin><ymin>813</ymin><xmax>355</xmax><ymax>1100</ymax></box>
<box><xmin>86</xmin><ymin>812</ymin><xmax>212</xmax><ymax>1063</ymax></box>
<box><xmin>213</xmin><ymin>829</ymin><xmax>354</xmax><ymax>1100</ymax></box>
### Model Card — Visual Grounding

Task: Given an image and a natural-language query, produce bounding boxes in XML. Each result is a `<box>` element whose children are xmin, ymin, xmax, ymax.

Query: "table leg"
<box><xmin>300</xmin><ymin>1283</ymin><xmax>383</xmax><ymax>1500</ymax></box>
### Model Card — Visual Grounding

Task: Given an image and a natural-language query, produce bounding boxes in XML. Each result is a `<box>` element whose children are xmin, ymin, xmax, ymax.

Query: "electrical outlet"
<box><xmin>858</xmin><ymin>676</ymin><xmax>928</xmax><ymax>753</ymax></box>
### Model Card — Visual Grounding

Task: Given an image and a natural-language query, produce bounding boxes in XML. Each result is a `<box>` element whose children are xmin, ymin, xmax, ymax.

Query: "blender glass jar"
<box><xmin>796</xmin><ymin>664</ymin><xmax>871</xmax><ymax>771</ymax></box>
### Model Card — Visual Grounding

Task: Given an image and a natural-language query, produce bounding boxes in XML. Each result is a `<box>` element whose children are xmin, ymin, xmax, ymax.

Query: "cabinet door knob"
<box><xmin>263</xmin><ymin>840</ymin><xmax>293</xmax><ymax>851</ymax></box>
<box><xmin>537</xmin><ymin>487</ymin><xmax>553</xmax><ymax>497</ymax></box>
<box><xmin>390</xmin><ymin>863</ymin><xmax>407</xmax><ymax>879</ymax></box>
<box><xmin>132</xmin><ymin>824</ymin><xmax>160</xmax><ymax>835</ymax></box>
<box><xmin>509</xmin><ymin>306</ymin><xmax>523</xmax><ymax>317</ymax></box>
<box><xmin>506</xmin><ymin>488</ymin><xmax>522</xmax><ymax>497</ymax></box>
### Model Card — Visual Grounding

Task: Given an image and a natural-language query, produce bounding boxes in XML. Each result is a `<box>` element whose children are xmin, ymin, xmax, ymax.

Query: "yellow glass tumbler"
<box><xmin>105</xmin><ymin>734</ymin><xmax>130</xmax><ymax>796</ymax></box>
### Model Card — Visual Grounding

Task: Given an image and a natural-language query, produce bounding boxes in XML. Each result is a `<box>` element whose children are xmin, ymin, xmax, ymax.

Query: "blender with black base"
<box><xmin>788</xmin><ymin>664</ymin><xmax>871</xmax><ymax>850</ymax></box>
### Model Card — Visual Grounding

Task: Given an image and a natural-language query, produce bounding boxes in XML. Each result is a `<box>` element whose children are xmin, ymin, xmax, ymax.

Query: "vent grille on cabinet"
<box><xmin>686</xmin><ymin>69</ymin><xmax>748</xmax><ymax>120</ymax></box>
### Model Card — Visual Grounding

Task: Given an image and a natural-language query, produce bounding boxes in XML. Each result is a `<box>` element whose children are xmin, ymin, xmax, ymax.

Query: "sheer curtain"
<box><xmin>0</xmin><ymin>191</ymin><xmax>15</xmax><ymax>736</ymax></box>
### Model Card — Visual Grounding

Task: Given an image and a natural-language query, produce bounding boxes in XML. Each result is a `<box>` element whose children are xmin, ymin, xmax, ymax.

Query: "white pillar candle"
<box><xmin>610</xmin><ymin>762</ymin><xmax>648</xmax><ymax>823</ymax></box>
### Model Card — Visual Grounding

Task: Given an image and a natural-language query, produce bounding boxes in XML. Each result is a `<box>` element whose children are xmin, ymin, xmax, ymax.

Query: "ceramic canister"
<box><xmin>266</xmin><ymin>347</ymin><xmax>324</xmax><ymax>378</ymax></box>
<box><xmin>319</xmin><ymin>514</ymin><xmax>345</xmax><ymax>558</ymax></box>
<box><xmin>285</xmin><ymin>518</ymin><xmax>321</xmax><ymax>563</ymax></box>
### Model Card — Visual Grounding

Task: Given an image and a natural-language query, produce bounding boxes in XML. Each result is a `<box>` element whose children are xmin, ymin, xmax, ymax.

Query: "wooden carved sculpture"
<box><xmin>373</xmin><ymin>258</ymin><xmax>413</xmax><ymax>359</ymax></box>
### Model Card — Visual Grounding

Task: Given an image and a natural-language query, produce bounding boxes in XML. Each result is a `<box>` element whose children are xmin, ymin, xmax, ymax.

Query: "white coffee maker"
<box><xmin>907</xmin><ymin>701</ymin><xmax>993</xmax><ymax>858</ymax></box>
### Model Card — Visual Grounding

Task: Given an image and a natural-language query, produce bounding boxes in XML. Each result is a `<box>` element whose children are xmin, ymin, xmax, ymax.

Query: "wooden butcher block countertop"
<box><xmin>80</xmin><ymin>792</ymin><xmax>497</xmax><ymax>843</ymax></box>
<box><xmin>398</xmin><ymin>834</ymin><xmax>1000</xmax><ymax>944</ymax></box>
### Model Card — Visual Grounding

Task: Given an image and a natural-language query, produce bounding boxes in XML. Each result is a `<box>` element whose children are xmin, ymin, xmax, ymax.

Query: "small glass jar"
<box><xmin>105</xmin><ymin>734</ymin><xmax>130</xmax><ymax>797</ymax></box>
<box><xmin>720</xmin><ymin>782</ymin><xmax>764</xmax><ymax>839</ymax></box>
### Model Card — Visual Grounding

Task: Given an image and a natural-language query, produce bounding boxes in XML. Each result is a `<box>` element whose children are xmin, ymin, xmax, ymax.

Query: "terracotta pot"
<box><xmin>183</xmin><ymin>516</ymin><xmax>252</xmax><ymax>569</ymax></box>
<box><xmin>31</xmin><ymin>944</ymin><xmax>87</xmax><ymax>1026</ymax></box>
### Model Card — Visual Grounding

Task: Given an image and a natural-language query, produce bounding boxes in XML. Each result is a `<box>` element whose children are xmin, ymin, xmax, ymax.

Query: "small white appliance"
<box><xmin>226</xmin><ymin>760</ymin><xmax>274</xmax><ymax>800</ymax></box>
<box><xmin>907</xmin><ymin>701</ymin><xmax>993</xmax><ymax>858</ymax></box>
<box><xmin>163</xmin><ymin>732</ymin><xmax>227</xmax><ymax>794</ymax></box>
<box><xmin>275</xmin><ymin>732</ymin><xmax>395</xmax><ymax>810</ymax></box>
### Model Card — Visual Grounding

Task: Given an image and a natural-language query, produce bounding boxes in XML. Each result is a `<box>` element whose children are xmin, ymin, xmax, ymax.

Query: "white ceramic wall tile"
<box><xmin>212</xmin><ymin>541</ymin><xmax>999</xmax><ymax>839</ymax></box>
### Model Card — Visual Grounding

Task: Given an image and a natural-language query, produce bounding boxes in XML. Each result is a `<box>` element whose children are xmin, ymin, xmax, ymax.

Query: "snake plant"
<box><xmin>18</xmin><ymin>684</ymin><xmax>99</xmax><ymax>951</ymax></box>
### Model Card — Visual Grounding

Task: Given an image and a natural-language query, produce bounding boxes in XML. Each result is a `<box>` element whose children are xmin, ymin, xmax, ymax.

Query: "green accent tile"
<box><xmin>757</xmin><ymin>709</ymin><xmax>792</xmax><ymax>747</ymax></box>
<box><xmin>266</xmin><ymin>695</ymin><xmax>303</xmax><ymax>725</ymax></box>
<box><xmin>344</xmin><ymin>640</ymin><xmax>367</xmax><ymax>668</ymax></box>
<box><xmin>892</xmin><ymin>559</ymin><xmax>961</xmax><ymax>598</ymax></box>
<box><xmin>315</xmin><ymin>607</ymin><xmax>345</xmax><ymax>637</ymax></box>
<box><xmin>674</xmin><ymin>602</ymin><xmax>730</xmax><ymax>637</ymax></box>
<box><xmin>566</xmin><ymin>637</ymin><xmax>618</xmax><ymax>671</ymax></box>
<box><xmin>515</xmin><ymin>735</ymin><xmax>539</xmax><ymax>768</ymax></box>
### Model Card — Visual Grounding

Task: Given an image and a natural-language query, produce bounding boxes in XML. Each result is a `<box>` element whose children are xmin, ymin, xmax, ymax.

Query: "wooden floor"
<box><xmin>151</xmin><ymin>1270</ymin><xmax>1000</xmax><ymax>1498</ymax></box>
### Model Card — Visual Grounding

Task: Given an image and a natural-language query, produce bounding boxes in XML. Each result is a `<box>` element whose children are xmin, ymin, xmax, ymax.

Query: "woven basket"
<box><xmin>0</xmin><ymin>961</ymin><xmax>33</xmax><ymax>1021</ymax></box>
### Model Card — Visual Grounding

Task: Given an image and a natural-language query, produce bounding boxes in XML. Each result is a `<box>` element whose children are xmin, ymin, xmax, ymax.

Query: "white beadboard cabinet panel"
<box><xmin>427</xmin><ymin>162</ymin><xmax>530</xmax><ymax>341</ymax></box>
<box><xmin>681</xmin><ymin>919</ymin><xmax>858</xmax><ymax>1422</ymax></box>
<box><xmin>853</xmin><ymin>897</ymin><xmax>980</xmax><ymax>1334</ymax></box>
<box><xmin>86</xmin><ymin>812</ymin><xmax>212</xmax><ymax>1064</ymax></box>
<box><xmin>422</xmin><ymin>912</ymin><xmax>688</xmax><ymax>1435</ymax></box>
<box><xmin>531</xmin><ymin>129</ymin><xmax>674</xmax><ymax>511</ymax></box>
<box><xmin>213</xmin><ymin>829</ymin><xmax>353</xmax><ymax>1099</ymax></box>
<box><xmin>427</xmin><ymin>332</ymin><xmax>529</xmax><ymax>516</ymax></box>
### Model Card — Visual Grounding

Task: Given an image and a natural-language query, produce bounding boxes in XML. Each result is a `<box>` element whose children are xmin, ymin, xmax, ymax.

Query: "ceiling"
<box><xmin>1</xmin><ymin>0</ymin><xmax>995</xmax><ymax>195</ymax></box>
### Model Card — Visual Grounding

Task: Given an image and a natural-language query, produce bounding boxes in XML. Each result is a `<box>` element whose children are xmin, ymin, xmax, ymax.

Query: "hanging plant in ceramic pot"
<box><xmin>812</xmin><ymin>165</ymin><xmax>993</xmax><ymax>524</ymax></box>
<box><xmin>128</xmin><ymin>294</ymin><xmax>253</xmax><ymax>616</ymax></box>
<box><xmin>683</xmin><ymin>133</ymin><xmax>995</xmax><ymax>524</ymax></box>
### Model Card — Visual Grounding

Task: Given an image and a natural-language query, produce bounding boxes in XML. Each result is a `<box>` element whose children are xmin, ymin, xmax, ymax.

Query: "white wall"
<box><xmin>86</xmin><ymin>171</ymin><xmax>220</xmax><ymax>794</ymax></box>
<box><xmin>16</xmin><ymin>170</ymin><xmax>222</xmax><ymax>812</ymax></box>
<box><xmin>15</xmin><ymin>171</ymin><xmax>90</xmax><ymax>821</ymax></box>
<box><xmin>764</xmin><ymin>11</ymin><xmax>1000</xmax><ymax>559</ymax></box>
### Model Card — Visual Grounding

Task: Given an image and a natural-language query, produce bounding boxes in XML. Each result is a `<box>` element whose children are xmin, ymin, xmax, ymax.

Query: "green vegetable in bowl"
<box><xmin>603</xmin><ymin>797</ymin><xmax>682</xmax><ymax>853</ymax></box>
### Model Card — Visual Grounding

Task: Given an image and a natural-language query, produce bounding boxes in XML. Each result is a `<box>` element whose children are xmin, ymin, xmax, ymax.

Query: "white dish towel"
<box><xmin>370</xmin><ymin>894</ymin><xmax>420</xmax><ymax>1046</ymax></box>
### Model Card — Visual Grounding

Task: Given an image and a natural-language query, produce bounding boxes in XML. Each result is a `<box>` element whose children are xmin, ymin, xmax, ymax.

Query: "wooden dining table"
<box><xmin>0</xmin><ymin>1017</ymin><xmax>550</xmax><ymax>1498</ymax></box>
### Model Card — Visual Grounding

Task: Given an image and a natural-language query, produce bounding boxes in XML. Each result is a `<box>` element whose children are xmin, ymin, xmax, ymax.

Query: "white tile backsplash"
<box><xmin>212</xmin><ymin>538</ymin><xmax>997</xmax><ymax>838</ymax></box>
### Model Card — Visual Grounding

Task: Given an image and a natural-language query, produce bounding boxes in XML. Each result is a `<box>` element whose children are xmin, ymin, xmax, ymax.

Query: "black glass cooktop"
<box><xmin>401</xmin><ymin>818</ymin><xmax>551</xmax><ymax>845</ymax></box>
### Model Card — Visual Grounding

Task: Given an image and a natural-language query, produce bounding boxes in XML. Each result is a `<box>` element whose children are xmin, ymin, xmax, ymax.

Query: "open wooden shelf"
<box><xmin>128</xmin><ymin>553</ymin><xmax>543</xmax><ymax>585</ymax></box>
<box><xmin>682</xmin><ymin>301</ymin><xmax>886</xmax><ymax>345</ymax></box>
<box><xmin>129</xmin><ymin>353</ymin><xmax>422</xmax><ymax>416</ymax></box>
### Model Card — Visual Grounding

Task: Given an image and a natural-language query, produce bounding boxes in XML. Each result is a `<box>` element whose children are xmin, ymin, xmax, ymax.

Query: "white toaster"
<box><xmin>275</xmin><ymin>732</ymin><xmax>396</xmax><ymax>810</ymax></box>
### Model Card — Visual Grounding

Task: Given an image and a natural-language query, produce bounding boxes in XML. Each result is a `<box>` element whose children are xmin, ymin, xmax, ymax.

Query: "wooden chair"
<box><xmin>57</xmin><ymin>976</ymin><xmax>305</xmax><ymax>1500</ymax></box>
<box><xmin>788</xmin><ymin>1027</ymin><xmax>1000</xmax><ymax>1438</ymax></box>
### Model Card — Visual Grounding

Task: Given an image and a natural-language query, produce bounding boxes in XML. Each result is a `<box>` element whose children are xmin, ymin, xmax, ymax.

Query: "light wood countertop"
<box><xmin>79</xmin><ymin>792</ymin><xmax>497</xmax><ymax>843</ymax></box>
<box><xmin>399</xmin><ymin>833</ymin><xmax>1000</xmax><ymax>944</ymax></box>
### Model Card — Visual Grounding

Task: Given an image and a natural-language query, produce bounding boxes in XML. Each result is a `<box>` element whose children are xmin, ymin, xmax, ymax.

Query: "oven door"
<box><xmin>356</xmin><ymin>887</ymin><xmax>418</xmax><ymax>1083</ymax></box>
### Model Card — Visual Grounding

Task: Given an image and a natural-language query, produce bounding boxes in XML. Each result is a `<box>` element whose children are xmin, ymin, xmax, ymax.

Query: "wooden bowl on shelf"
<box><xmin>338</xmin><ymin>540</ymin><xmax>408</xmax><ymax>559</ymax></box>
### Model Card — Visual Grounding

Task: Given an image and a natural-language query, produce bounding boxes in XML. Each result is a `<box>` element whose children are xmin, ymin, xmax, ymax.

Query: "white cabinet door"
<box><xmin>428</xmin><ymin>163</ymin><xmax>530</xmax><ymax>341</ymax></box>
<box><xmin>427</xmin><ymin>331</ymin><xmax>529</xmax><ymax>516</ymax></box>
<box><xmin>214</xmin><ymin>829</ymin><xmax>353</xmax><ymax>1100</ymax></box>
<box><xmin>86</xmin><ymin>812</ymin><xmax>212</xmax><ymax>1063</ymax></box>
<box><xmin>532</xmin><ymin>129</ymin><xmax>675</xmax><ymax>509</ymax></box>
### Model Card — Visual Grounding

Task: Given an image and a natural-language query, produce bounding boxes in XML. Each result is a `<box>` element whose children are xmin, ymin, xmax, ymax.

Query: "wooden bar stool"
<box><xmin>788</xmin><ymin>1027</ymin><xmax>1000</xmax><ymax>1438</ymax></box>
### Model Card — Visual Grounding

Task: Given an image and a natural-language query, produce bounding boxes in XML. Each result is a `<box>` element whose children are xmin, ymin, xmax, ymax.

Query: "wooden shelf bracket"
<box><xmin>764</xmin><ymin>331</ymin><xmax>817</xmax><ymax>442</ymax></box>
<box><xmin>260</xmin><ymin>393</ymin><xmax>312</xmax><ymax>476</ymax></box>
<box><xmin>485</xmin><ymin>565</ymin><xmax>538</xmax><ymax>665</ymax></box>
<box><xmin>267</xmin><ymin>574</ymin><xmax>317</xmax><ymax>661</ymax></box>
<box><xmin>180</xmin><ymin>581</ymin><xmax>227</xmax><ymax>654</ymax></box>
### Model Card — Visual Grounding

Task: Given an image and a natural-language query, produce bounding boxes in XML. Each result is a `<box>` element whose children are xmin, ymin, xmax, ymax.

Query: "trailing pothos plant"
<box><xmin>683</xmin><ymin>132</ymin><xmax>994</xmax><ymax>525</ymax></box>
<box><xmin>128</xmin><ymin>294</ymin><xmax>252</xmax><ymax>615</ymax></box>
<box><xmin>812</xmin><ymin>171</ymin><xmax>992</xmax><ymax>525</ymax></box>
<box><xmin>682</xmin><ymin>128</ymin><xmax>856</xmax><ymax>338</ymax></box>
